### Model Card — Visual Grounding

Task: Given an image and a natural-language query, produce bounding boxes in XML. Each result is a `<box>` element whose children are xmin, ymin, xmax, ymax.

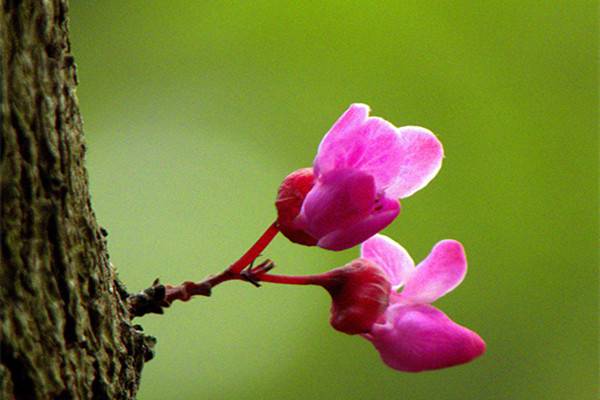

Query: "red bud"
<box><xmin>324</xmin><ymin>258</ymin><xmax>391</xmax><ymax>335</ymax></box>
<box><xmin>275</xmin><ymin>168</ymin><xmax>318</xmax><ymax>246</ymax></box>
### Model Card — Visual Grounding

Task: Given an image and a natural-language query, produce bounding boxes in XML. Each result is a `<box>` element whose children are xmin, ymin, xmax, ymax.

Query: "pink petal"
<box><xmin>317</xmin><ymin>198</ymin><xmax>400</xmax><ymax>251</ymax></box>
<box><xmin>317</xmin><ymin>104</ymin><xmax>370</xmax><ymax>150</ymax></box>
<box><xmin>299</xmin><ymin>169</ymin><xmax>376</xmax><ymax>239</ymax></box>
<box><xmin>313</xmin><ymin>105</ymin><xmax>406</xmax><ymax>193</ymax></box>
<box><xmin>360</xmin><ymin>234</ymin><xmax>415</xmax><ymax>289</ymax></box>
<box><xmin>367</xmin><ymin>304</ymin><xmax>486</xmax><ymax>372</ymax></box>
<box><xmin>399</xmin><ymin>240</ymin><xmax>467</xmax><ymax>304</ymax></box>
<box><xmin>383</xmin><ymin>126</ymin><xmax>444</xmax><ymax>199</ymax></box>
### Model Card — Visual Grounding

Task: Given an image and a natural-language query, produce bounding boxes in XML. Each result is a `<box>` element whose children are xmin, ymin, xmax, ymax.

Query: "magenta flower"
<box><xmin>360</xmin><ymin>234</ymin><xmax>486</xmax><ymax>372</ymax></box>
<box><xmin>276</xmin><ymin>103</ymin><xmax>443</xmax><ymax>251</ymax></box>
<box><xmin>256</xmin><ymin>233</ymin><xmax>485</xmax><ymax>372</ymax></box>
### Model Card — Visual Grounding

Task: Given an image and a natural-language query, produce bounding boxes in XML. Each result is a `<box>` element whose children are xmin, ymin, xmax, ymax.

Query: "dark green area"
<box><xmin>70</xmin><ymin>1</ymin><xmax>597</xmax><ymax>399</ymax></box>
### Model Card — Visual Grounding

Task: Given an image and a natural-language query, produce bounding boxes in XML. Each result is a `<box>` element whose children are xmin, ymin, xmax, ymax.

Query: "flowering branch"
<box><xmin>127</xmin><ymin>223</ymin><xmax>279</xmax><ymax>317</ymax></box>
<box><xmin>125</xmin><ymin>104</ymin><xmax>484</xmax><ymax>374</ymax></box>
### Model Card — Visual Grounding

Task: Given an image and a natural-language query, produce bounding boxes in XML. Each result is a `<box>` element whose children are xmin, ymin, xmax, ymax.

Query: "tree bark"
<box><xmin>0</xmin><ymin>1</ymin><xmax>153</xmax><ymax>398</ymax></box>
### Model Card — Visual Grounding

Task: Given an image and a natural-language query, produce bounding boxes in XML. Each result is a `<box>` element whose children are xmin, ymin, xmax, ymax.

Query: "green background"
<box><xmin>70</xmin><ymin>2</ymin><xmax>597</xmax><ymax>399</ymax></box>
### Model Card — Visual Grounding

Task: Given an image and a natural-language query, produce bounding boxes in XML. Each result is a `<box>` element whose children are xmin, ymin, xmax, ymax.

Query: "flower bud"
<box><xmin>323</xmin><ymin>258</ymin><xmax>391</xmax><ymax>335</ymax></box>
<box><xmin>275</xmin><ymin>168</ymin><xmax>317</xmax><ymax>246</ymax></box>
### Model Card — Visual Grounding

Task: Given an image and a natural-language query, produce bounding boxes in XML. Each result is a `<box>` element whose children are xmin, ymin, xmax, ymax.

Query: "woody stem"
<box><xmin>161</xmin><ymin>223</ymin><xmax>280</xmax><ymax>306</ymax></box>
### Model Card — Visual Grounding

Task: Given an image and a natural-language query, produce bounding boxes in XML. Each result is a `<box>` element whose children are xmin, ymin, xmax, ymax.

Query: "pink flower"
<box><xmin>360</xmin><ymin>235</ymin><xmax>486</xmax><ymax>372</ymax></box>
<box><xmin>276</xmin><ymin>103</ymin><xmax>443</xmax><ymax>251</ymax></box>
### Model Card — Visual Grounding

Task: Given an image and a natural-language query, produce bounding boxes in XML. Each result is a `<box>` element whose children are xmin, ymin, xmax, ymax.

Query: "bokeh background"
<box><xmin>69</xmin><ymin>2</ymin><xmax>597</xmax><ymax>399</ymax></box>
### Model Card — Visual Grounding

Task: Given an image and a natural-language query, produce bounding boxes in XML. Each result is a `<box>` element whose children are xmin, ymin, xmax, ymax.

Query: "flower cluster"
<box><xmin>156</xmin><ymin>103</ymin><xmax>485</xmax><ymax>374</ymax></box>
<box><xmin>270</xmin><ymin>104</ymin><xmax>484</xmax><ymax>372</ymax></box>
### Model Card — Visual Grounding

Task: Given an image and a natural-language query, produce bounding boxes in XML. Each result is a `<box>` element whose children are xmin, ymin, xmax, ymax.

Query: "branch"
<box><xmin>127</xmin><ymin>260</ymin><xmax>275</xmax><ymax>318</ymax></box>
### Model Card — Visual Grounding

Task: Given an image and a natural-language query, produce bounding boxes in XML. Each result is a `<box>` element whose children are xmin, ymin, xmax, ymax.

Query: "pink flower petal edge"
<box><xmin>399</xmin><ymin>240</ymin><xmax>467</xmax><ymax>304</ymax></box>
<box><xmin>366</xmin><ymin>304</ymin><xmax>486</xmax><ymax>372</ymax></box>
<box><xmin>316</xmin><ymin>199</ymin><xmax>400</xmax><ymax>251</ymax></box>
<box><xmin>314</xmin><ymin>104</ymin><xmax>444</xmax><ymax>199</ymax></box>
<box><xmin>360</xmin><ymin>234</ymin><xmax>415</xmax><ymax>289</ymax></box>
<box><xmin>384</xmin><ymin>126</ymin><xmax>444</xmax><ymax>199</ymax></box>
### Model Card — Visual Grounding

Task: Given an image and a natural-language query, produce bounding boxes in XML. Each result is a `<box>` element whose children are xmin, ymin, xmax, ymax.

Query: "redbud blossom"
<box><xmin>360</xmin><ymin>235</ymin><xmax>486</xmax><ymax>372</ymax></box>
<box><xmin>322</xmin><ymin>258</ymin><xmax>391</xmax><ymax>335</ymax></box>
<box><xmin>275</xmin><ymin>103</ymin><xmax>443</xmax><ymax>251</ymax></box>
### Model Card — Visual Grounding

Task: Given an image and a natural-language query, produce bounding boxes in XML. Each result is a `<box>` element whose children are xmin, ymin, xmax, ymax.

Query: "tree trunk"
<box><xmin>0</xmin><ymin>1</ymin><xmax>153</xmax><ymax>398</ymax></box>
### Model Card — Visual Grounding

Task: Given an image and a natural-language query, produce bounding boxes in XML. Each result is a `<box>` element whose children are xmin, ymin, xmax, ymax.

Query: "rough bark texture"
<box><xmin>0</xmin><ymin>1</ymin><xmax>154</xmax><ymax>399</ymax></box>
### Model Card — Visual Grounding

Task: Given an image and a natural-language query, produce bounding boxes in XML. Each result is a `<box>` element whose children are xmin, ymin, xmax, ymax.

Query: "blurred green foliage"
<box><xmin>69</xmin><ymin>1</ymin><xmax>597</xmax><ymax>399</ymax></box>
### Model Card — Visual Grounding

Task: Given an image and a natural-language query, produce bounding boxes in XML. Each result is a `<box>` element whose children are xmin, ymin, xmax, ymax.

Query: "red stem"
<box><xmin>258</xmin><ymin>272</ymin><xmax>329</xmax><ymax>286</ymax></box>
<box><xmin>159</xmin><ymin>223</ymin><xmax>338</xmax><ymax>308</ymax></box>
<box><xmin>162</xmin><ymin>223</ymin><xmax>280</xmax><ymax>305</ymax></box>
<box><xmin>227</xmin><ymin>222</ymin><xmax>280</xmax><ymax>274</ymax></box>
